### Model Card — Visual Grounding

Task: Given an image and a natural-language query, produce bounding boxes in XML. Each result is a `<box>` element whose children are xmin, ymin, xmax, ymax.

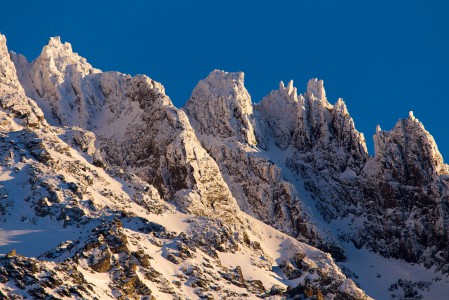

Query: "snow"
<box><xmin>139</xmin><ymin>212</ymin><xmax>190</xmax><ymax>233</ymax></box>
<box><xmin>77</xmin><ymin>267</ymin><xmax>113</xmax><ymax>298</ymax></box>
<box><xmin>341</xmin><ymin>245</ymin><xmax>449</xmax><ymax>299</ymax></box>
<box><xmin>0</xmin><ymin>170</ymin><xmax>14</xmax><ymax>181</ymax></box>
<box><xmin>218</xmin><ymin>251</ymin><xmax>283</xmax><ymax>286</ymax></box>
<box><xmin>0</xmin><ymin>224</ymin><xmax>79</xmax><ymax>257</ymax></box>
<box><xmin>184</xmin><ymin>70</ymin><xmax>258</xmax><ymax>146</ymax></box>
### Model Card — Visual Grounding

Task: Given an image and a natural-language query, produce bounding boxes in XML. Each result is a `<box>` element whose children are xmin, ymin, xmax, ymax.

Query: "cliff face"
<box><xmin>257</xmin><ymin>78</ymin><xmax>369</xmax><ymax>222</ymax></box>
<box><xmin>184</xmin><ymin>69</ymin><xmax>449</xmax><ymax>274</ymax></box>
<box><xmin>184</xmin><ymin>70</ymin><xmax>258</xmax><ymax>146</ymax></box>
<box><xmin>259</xmin><ymin>79</ymin><xmax>449</xmax><ymax>271</ymax></box>
<box><xmin>184</xmin><ymin>71</ymin><xmax>339</xmax><ymax>259</ymax></box>
<box><xmin>15</xmin><ymin>36</ymin><xmax>449</xmax><ymax>271</ymax></box>
<box><xmin>0</xmin><ymin>35</ymin><xmax>44</xmax><ymax>127</ymax></box>
<box><xmin>356</xmin><ymin>114</ymin><xmax>449</xmax><ymax>270</ymax></box>
<box><xmin>13</xmin><ymin>37</ymin><xmax>241</xmax><ymax>221</ymax></box>
<box><xmin>372</xmin><ymin>112</ymin><xmax>448</xmax><ymax>185</ymax></box>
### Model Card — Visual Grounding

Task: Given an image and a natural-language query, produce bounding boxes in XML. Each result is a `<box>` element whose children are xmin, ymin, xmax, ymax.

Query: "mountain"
<box><xmin>0</xmin><ymin>34</ymin><xmax>448</xmax><ymax>299</ymax></box>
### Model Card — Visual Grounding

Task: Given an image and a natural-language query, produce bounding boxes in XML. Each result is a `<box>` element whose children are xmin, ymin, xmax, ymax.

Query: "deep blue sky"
<box><xmin>1</xmin><ymin>1</ymin><xmax>448</xmax><ymax>159</ymax></box>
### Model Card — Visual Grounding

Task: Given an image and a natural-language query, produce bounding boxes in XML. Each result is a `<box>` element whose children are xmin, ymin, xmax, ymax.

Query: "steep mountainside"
<box><xmin>183</xmin><ymin>71</ymin><xmax>449</xmax><ymax>298</ymax></box>
<box><xmin>0</xmin><ymin>34</ymin><xmax>371</xmax><ymax>299</ymax></box>
<box><xmin>0</xmin><ymin>35</ymin><xmax>44</xmax><ymax>127</ymax></box>
<box><xmin>252</xmin><ymin>75</ymin><xmax>449</xmax><ymax>274</ymax></box>
<box><xmin>11</xmin><ymin>36</ymin><xmax>241</xmax><ymax>222</ymax></box>
<box><xmin>184</xmin><ymin>71</ymin><xmax>344</xmax><ymax>260</ymax></box>
<box><xmin>1</xmin><ymin>34</ymin><xmax>449</xmax><ymax>299</ymax></box>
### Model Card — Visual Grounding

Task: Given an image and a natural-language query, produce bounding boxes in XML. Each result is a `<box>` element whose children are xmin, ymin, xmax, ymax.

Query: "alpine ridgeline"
<box><xmin>0</xmin><ymin>34</ymin><xmax>447</xmax><ymax>299</ymax></box>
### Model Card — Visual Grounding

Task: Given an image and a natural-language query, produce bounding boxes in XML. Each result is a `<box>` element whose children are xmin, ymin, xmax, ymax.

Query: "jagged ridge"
<box><xmin>2</xmin><ymin>32</ymin><xmax>449</xmax><ymax>298</ymax></box>
<box><xmin>0</xmin><ymin>34</ymin><xmax>372</xmax><ymax>299</ymax></box>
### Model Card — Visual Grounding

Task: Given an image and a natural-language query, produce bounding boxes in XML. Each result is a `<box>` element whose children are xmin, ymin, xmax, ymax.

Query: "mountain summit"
<box><xmin>1</xmin><ymin>34</ymin><xmax>449</xmax><ymax>299</ymax></box>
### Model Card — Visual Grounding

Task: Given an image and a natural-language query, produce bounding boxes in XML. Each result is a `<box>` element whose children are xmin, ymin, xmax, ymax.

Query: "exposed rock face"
<box><xmin>266</xmin><ymin>80</ymin><xmax>449</xmax><ymax>272</ymax></box>
<box><xmin>372</xmin><ymin>113</ymin><xmax>448</xmax><ymax>185</ymax></box>
<box><xmin>256</xmin><ymin>79</ymin><xmax>369</xmax><ymax>222</ymax></box>
<box><xmin>0</xmin><ymin>34</ymin><xmax>44</xmax><ymax>127</ymax></box>
<box><xmin>353</xmin><ymin>115</ymin><xmax>449</xmax><ymax>271</ymax></box>
<box><xmin>258</xmin><ymin>78</ymin><xmax>368</xmax><ymax>173</ymax></box>
<box><xmin>26</xmin><ymin>36</ymin><xmax>100</xmax><ymax>127</ymax></box>
<box><xmin>256</xmin><ymin>80</ymin><xmax>302</xmax><ymax>150</ymax></box>
<box><xmin>0</xmin><ymin>253</ymin><xmax>101</xmax><ymax>299</ymax></box>
<box><xmin>184</xmin><ymin>70</ymin><xmax>257</xmax><ymax>146</ymax></box>
<box><xmin>0</xmin><ymin>87</ymin><xmax>369</xmax><ymax>300</ymax></box>
<box><xmin>13</xmin><ymin>38</ymin><xmax>240</xmax><ymax>221</ymax></box>
<box><xmin>0</xmin><ymin>108</ymin><xmax>369</xmax><ymax>300</ymax></box>
<box><xmin>184</xmin><ymin>71</ymin><xmax>344</xmax><ymax>260</ymax></box>
<box><xmin>185</xmin><ymin>70</ymin><xmax>449</xmax><ymax>275</ymax></box>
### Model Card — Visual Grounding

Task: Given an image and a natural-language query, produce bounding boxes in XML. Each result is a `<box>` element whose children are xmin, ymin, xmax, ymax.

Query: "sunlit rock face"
<box><xmin>0</xmin><ymin>34</ymin><xmax>44</xmax><ymax>127</ymax></box>
<box><xmin>184</xmin><ymin>71</ymin><xmax>340</xmax><ymax>258</ymax></box>
<box><xmin>12</xmin><ymin>37</ymin><xmax>243</xmax><ymax>221</ymax></box>
<box><xmin>184</xmin><ymin>70</ymin><xmax>258</xmax><ymax>146</ymax></box>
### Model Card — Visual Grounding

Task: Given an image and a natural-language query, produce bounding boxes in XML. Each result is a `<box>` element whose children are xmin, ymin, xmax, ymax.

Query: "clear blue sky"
<box><xmin>1</xmin><ymin>0</ymin><xmax>448</xmax><ymax>159</ymax></box>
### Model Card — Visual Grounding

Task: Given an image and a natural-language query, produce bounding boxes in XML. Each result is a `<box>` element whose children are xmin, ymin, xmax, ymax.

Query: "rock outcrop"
<box><xmin>0</xmin><ymin>34</ymin><xmax>44</xmax><ymax>127</ymax></box>
<box><xmin>353</xmin><ymin>114</ymin><xmax>449</xmax><ymax>271</ymax></box>
<box><xmin>185</xmin><ymin>71</ymin><xmax>344</xmax><ymax>260</ymax></box>
<box><xmin>184</xmin><ymin>70</ymin><xmax>258</xmax><ymax>146</ymax></box>
<box><xmin>13</xmin><ymin>37</ymin><xmax>241</xmax><ymax>222</ymax></box>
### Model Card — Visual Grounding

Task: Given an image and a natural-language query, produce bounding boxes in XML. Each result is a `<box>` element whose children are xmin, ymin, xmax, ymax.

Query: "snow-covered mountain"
<box><xmin>1</xmin><ymin>34</ymin><xmax>448</xmax><ymax>299</ymax></box>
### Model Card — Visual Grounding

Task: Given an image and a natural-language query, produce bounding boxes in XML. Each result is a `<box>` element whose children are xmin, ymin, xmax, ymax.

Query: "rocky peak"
<box><xmin>279</xmin><ymin>80</ymin><xmax>299</xmax><ymax>102</ymax></box>
<box><xmin>306</xmin><ymin>78</ymin><xmax>326</xmax><ymax>101</ymax></box>
<box><xmin>38</xmin><ymin>36</ymin><xmax>92</xmax><ymax>69</ymax></box>
<box><xmin>256</xmin><ymin>79</ymin><xmax>302</xmax><ymax>149</ymax></box>
<box><xmin>293</xmin><ymin>79</ymin><xmax>332</xmax><ymax>151</ymax></box>
<box><xmin>17</xmin><ymin>37</ymin><xmax>103</xmax><ymax>127</ymax></box>
<box><xmin>257</xmin><ymin>78</ymin><xmax>367</xmax><ymax>170</ymax></box>
<box><xmin>376</xmin><ymin>124</ymin><xmax>382</xmax><ymax>133</ymax></box>
<box><xmin>333</xmin><ymin>98</ymin><xmax>347</xmax><ymax>114</ymax></box>
<box><xmin>0</xmin><ymin>34</ymin><xmax>44</xmax><ymax>126</ymax></box>
<box><xmin>279</xmin><ymin>79</ymin><xmax>298</xmax><ymax>99</ymax></box>
<box><xmin>373</xmin><ymin>112</ymin><xmax>448</xmax><ymax>185</ymax></box>
<box><xmin>330</xmin><ymin>98</ymin><xmax>368</xmax><ymax>160</ymax></box>
<box><xmin>47</xmin><ymin>36</ymin><xmax>65</xmax><ymax>48</ymax></box>
<box><xmin>293</xmin><ymin>79</ymin><xmax>367</xmax><ymax>162</ymax></box>
<box><xmin>0</xmin><ymin>34</ymin><xmax>20</xmax><ymax>88</ymax></box>
<box><xmin>183</xmin><ymin>70</ymin><xmax>257</xmax><ymax>146</ymax></box>
<box><xmin>0</xmin><ymin>35</ymin><xmax>24</xmax><ymax>90</ymax></box>
<box><xmin>30</xmin><ymin>36</ymin><xmax>99</xmax><ymax>103</ymax></box>
<box><xmin>0</xmin><ymin>34</ymin><xmax>8</xmax><ymax>55</ymax></box>
<box><xmin>15</xmin><ymin>44</ymin><xmax>241</xmax><ymax>222</ymax></box>
<box><xmin>35</xmin><ymin>36</ymin><xmax>98</xmax><ymax>76</ymax></box>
